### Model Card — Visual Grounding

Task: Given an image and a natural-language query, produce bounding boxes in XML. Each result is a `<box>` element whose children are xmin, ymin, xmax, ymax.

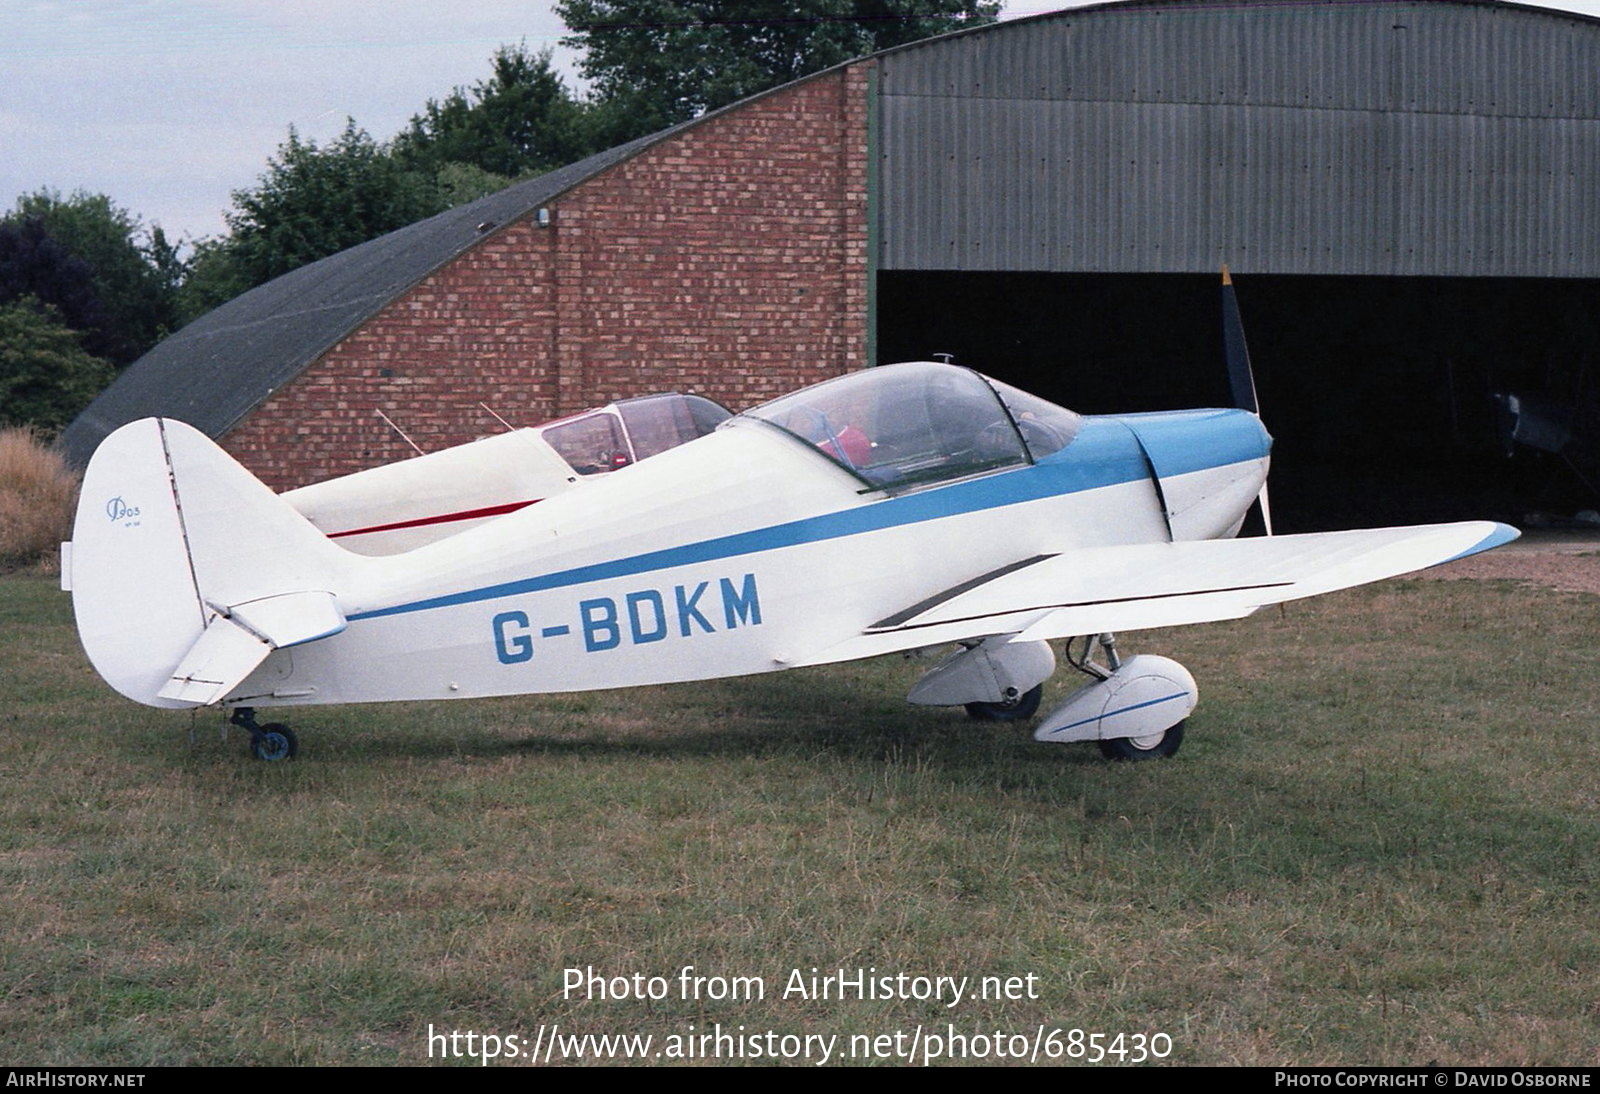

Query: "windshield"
<box><xmin>985</xmin><ymin>377</ymin><xmax>1083</xmax><ymax>460</ymax></box>
<box><xmin>541</xmin><ymin>392</ymin><xmax>731</xmax><ymax>475</ymax></box>
<box><xmin>739</xmin><ymin>362</ymin><xmax>1080</xmax><ymax>491</ymax></box>
<box><xmin>617</xmin><ymin>393</ymin><xmax>730</xmax><ymax>459</ymax></box>
<box><xmin>542</xmin><ymin>411</ymin><xmax>630</xmax><ymax>475</ymax></box>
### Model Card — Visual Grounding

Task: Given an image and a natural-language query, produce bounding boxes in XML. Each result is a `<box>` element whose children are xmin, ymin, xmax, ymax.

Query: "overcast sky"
<box><xmin>4</xmin><ymin>1</ymin><xmax>1599</xmax><ymax>246</ymax></box>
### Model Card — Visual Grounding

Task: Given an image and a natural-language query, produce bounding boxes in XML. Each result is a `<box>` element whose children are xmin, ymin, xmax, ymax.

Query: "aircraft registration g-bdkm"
<box><xmin>63</xmin><ymin>357</ymin><xmax>1516</xmax><ymax>762</ymax></box>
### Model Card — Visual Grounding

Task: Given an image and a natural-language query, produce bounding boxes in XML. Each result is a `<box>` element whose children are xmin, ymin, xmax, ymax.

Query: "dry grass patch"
<box><xmin>0</xmin><ymin>427</ymin><xmax>77</xmax><ymax>572</ymax></box>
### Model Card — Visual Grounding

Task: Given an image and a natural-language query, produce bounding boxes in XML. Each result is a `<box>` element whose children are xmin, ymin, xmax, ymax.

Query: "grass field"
<box><xmin>2</xmin><ymin>572</ymin><xmax>1597</xmax><ymax>1066</ymax></box>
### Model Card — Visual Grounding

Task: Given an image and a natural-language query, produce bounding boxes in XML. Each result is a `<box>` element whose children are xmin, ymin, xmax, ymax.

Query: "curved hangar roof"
<box><xmin>63</xmin><ymin>0</ymin><xmax>1600</xmax><ymax>465</ymax></box>
<box><xmin>60</xmin><ymin>132</ymin><xmax>669</xmax><ymax>466</ymax></box>
<box><xmin>875</xmin><ymin>0</ymin><xmax>1600</xmax><ymax>276</ymax></box>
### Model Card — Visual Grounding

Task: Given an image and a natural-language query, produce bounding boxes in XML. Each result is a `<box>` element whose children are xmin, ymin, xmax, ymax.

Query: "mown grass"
<box><xmin>2</xmin><ymin>574</ymin><xmax>1596</xmax><ymax>1066</ymax></box>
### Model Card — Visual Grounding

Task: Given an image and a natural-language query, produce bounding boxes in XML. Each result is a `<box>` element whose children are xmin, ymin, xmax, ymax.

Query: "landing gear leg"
<box><xmin>1065</xmin><ymin>632</ymin><xmax>1121</xmax><ymax>681</ymax></box>
<box><xmin>231</xmin><ymin>707</ymin><xmax>298</xmax><ymax>762</ymax></box>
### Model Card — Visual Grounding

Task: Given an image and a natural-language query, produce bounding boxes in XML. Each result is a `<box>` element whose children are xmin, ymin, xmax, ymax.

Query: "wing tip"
<box><xmin>1444</xmin><ymin>521</ymin><xmax>1521</xmax><ymax>565</ymax></box>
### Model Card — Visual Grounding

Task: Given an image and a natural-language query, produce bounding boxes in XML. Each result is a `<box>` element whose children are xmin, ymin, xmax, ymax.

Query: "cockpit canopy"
<box><xmin>738</xmin><ymin>362</ymin><xmax>1082</xmax><ymax>492</ymax></box>
<box><xmin>541</xmin><ymin>392</ymin><xmax>731</xmax><ymax>475</ymax></box>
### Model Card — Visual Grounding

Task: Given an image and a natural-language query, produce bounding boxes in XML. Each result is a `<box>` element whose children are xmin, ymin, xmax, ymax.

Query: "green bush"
<box><xmin>0</xmin><ymin>297</ymin><xmax>116</xmax><ymax>433</ymax></box>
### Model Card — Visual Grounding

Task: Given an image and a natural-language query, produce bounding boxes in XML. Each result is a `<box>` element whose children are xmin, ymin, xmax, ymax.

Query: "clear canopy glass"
<box><xmin>739</xmin><ymin>362</ymin><xmax>1081</xmax><ymax>491</ymax></box>
<box><xmin>541</xmin><ymin>393</ymin><xmax>731</xmax><ymax>475</ymax></box>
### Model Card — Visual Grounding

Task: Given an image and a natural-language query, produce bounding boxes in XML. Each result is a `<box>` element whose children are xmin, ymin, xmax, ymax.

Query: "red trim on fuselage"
<box><xmin>326</xmin><ymin>499</ymin><xmax>540</xmax><ymax>539</ymax></box>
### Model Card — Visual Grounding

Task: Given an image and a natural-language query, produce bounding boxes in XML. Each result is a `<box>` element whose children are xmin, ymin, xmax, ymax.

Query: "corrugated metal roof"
<box><xmin>876</xmin><ymin>0</ymin><xmax>1600</xmax><ymax>276</ymax></box>
<box><xmin>60</xmin><ymin>132</ymin><xmax>664</xmax><ymax>466</ymax></box>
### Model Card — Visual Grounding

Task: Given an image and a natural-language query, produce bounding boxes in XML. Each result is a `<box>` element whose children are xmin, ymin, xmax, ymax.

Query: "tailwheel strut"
<box><xmin>230</xmin><ymin>707</ymin><xmax>298</xmax><ymax>762</ymax></box>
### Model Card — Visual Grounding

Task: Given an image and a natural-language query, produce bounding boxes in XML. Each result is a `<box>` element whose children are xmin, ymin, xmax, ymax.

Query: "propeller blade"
<box><xmin>1256</xmin><ymin>483</ymin><xmax>1275</xmax><ymax>537</ymax></box>
<box><xmin>1221</xmin><ymin>265</ymin><xmax>1259</xmax><ymax>416</ymax></box>
<box><xmin>1221</xmin><ymin>266</ymin><xmax>1273</xmax><ymax>535</ymax></box>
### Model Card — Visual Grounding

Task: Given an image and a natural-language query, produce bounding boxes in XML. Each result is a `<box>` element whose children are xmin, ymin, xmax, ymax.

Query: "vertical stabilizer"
<box><xmin>68</xmin><ymin>419</ymin><xmax>354</xmax><ymax>709</ymax></box>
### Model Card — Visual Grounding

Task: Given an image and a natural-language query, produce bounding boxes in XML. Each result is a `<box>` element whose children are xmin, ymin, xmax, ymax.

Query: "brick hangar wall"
<box><xmin>225</xmin><ymin>64</ymin><xmax>870</xmax><ymax>491</ymax></box>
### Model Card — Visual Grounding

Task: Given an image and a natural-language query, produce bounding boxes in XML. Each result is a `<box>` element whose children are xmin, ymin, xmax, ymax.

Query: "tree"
<box><xmin>559</xmin><ymin>0</ymin><xmax>1001</xmax><ymax>141</ymax></box>
<box><xmin>0</xmin><ymin>215</ymin><xmax>116</xmax><ymax>362</ymax></box>
<box><xmin>8</xmin><ymin>189</ymin><xmax>182</xmax><ymax>364</ymax></box>
<box><xmin>0</xmin><ymin>297</ymin><xmax>116</xmax><ymax>433</ymax></box>
<box><xmin>223</xmin><ymin>120</ymin><xmax>444</xmax><ymax>287</ymax></box>
<box><xmin>433</xmin><ymin>162</ymin><xmax>517</xmax><ymax>208</ymax></box>
<box><xmin>171</xmin><ymin>236</ymin><xmax>253</xmax><ymax>328</ymax></box>
<box><xmin>394</xmin><ymin>45</ymin><xmax>594</xmax><ymax>181</ymax></box>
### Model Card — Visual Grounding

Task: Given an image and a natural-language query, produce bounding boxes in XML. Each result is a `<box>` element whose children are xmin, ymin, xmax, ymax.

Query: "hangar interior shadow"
<box><xmin>877</xmin><ymin>272</ymin><xmax>1600</xmax><ymax>533</ymax></box>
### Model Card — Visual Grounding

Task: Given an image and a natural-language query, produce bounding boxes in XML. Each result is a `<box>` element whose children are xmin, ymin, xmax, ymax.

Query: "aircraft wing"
<box><xmin>797</xmin><ymin>520</ymin><xmax>1518</xmax><ymax>665</ymax></box>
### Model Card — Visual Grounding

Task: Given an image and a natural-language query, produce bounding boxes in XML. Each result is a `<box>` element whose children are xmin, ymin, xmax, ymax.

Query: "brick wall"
<box><xmin>226</xmin><ymin>63</ymin><xmax>870</xmax><ymax>491</ymax></box>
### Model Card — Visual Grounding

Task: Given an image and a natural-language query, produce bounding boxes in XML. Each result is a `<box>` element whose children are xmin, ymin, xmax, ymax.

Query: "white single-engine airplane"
<box><xmin>64</xmin><ymin>316</ymin><xmax>1517</xmax><ymax>762</ymax></box>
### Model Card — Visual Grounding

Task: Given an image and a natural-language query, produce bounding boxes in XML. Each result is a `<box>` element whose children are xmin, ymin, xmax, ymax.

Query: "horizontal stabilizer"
<box><xmin>156</xmin><ymin>591</ymin><xmax>345</xmax><ymax>706</ymax></box>
<box><xmin>229</xmin><ymin>590</ymin><xmax>345</xmax><ymax>649</ymax></box>
<box><xmin>158</xmin><ymin>613</ymin><xmax>272</xmax><ymax>706</ymax></box>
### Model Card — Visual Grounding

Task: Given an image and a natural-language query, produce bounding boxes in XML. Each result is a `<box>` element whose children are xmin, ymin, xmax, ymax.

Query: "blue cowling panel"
<box><xmin>1116</xmin><ymin>409</ymin><xmax>1272</xmax><ymax>483</ymax></box>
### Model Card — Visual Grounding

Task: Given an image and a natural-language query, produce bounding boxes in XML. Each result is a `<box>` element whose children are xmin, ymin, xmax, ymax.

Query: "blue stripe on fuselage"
<box><xmin>346</xmin><ymin>411</ymin><xmax>1269</xmax><ymax>623</ymax></box>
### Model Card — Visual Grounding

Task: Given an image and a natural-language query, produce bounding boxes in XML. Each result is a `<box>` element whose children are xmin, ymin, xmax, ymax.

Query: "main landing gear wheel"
<box><xmin>965</xmin><ymin>684</ymin><xmax>1043</xmax><ymax>723</ymax></box>
<box><xmin>1097</xmin><ymin>719</ymin><xmax>1185</xmax><ymax>761</ymax></box>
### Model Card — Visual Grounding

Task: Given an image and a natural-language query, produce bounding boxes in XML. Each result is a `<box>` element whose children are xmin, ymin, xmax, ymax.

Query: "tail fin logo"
<box><xmin>105</xmin><ymin>497</ymin><xmax>141</xmax><ymax>524</ymax></box>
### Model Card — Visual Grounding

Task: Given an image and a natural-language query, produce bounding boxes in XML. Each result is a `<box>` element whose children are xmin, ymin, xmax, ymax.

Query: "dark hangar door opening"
<box><xmin>876</xmin><ymin>272</ymin><xmax>1600</xmax><ymax>533</ymax></box>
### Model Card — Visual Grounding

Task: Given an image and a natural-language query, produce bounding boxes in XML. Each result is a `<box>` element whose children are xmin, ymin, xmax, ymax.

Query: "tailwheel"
<box><xmin>232</xmin><ymin>707</ymin><xmax>299</xmax><ymax>762</ymax></box>
<box><xmin>250</xmin><ymin>724</ymin><xmax>299</xmax><ymax>762</ymax></box>
<box><xmin>1097</xmin><ymin>719</ymin><xmax>1185</xmax><ymax>761</ymax></box>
